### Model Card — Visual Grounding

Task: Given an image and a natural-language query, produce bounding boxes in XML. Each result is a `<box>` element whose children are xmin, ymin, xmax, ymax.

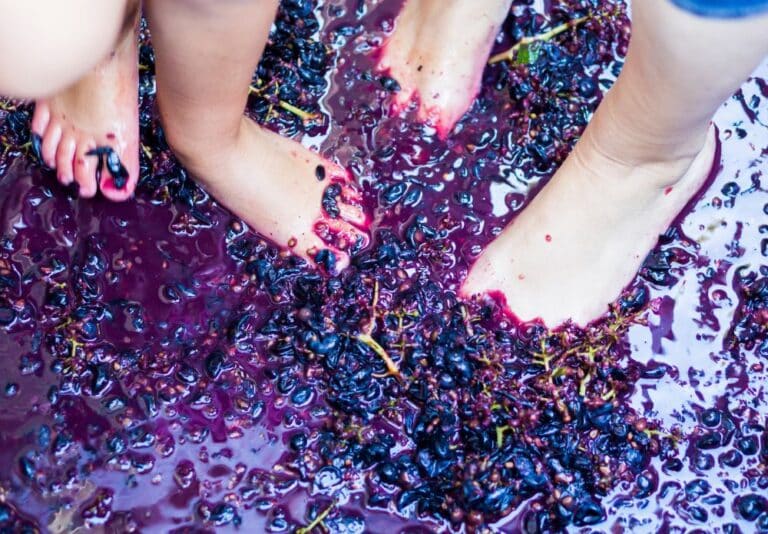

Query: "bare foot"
<box><xmin>464</xmin><ymin>0</ymin><xmax>768</xmax><ymax>327</ymax></box>
<box><xmin>377</xmin><ymin>0</ymin><xmax>511</xmax><ymax>138</ymax></box>
<box><xmin>461</xmin><ymin>108</ymin><xmax>718</xmax><ymax>327</ymax></box>
<box><xmin>30</xmin><ymin>21</ymin><xmax>139</xmax><ymax>201</ymax></box>
<box><xmin>178</xmin><ymin>118</ymin><xmax>370</xmax><ymax>271</ymax></box>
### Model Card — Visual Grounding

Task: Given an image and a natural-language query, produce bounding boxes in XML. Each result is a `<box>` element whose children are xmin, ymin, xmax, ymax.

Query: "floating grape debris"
<box><xmin>1</xmin><ymin>0</ymin><xmax>767</xmax><ymax>532</ymax></box>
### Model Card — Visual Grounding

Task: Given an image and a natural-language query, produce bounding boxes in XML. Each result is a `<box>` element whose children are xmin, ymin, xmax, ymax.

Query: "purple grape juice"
<box><xmin>0</xmin><ymin>1</ymin><xmax>766</xmax><ymax>532</ymax></box>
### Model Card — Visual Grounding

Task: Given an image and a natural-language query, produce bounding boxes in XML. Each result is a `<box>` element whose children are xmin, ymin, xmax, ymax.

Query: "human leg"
<box><xmin>462</xmin><ymin>0</ymin><xmax>768</xmax><ymax>326</ymax></box>
<box><xmin>0</xmin><ymin>0</ymin><xmax>140</xmax><ymax>200</ymax></box>
<box><xmin>0</xmin><ymin>0</ymin><xmax>134</xmax><ymax>98</ymax></box>
<box><xmin>145</xmin><ymin>0</ymin><xmax>368</xmax><ymax>269</ymax></box>
<box><xmin>377</xmin><ymin>0</ymin><xmax>512</xmax><ymax>138</ymax></box>
<box><xmin>31</xmin><ymin>4</ymin><xmax>140</xmax><ymax>200</ymax></box>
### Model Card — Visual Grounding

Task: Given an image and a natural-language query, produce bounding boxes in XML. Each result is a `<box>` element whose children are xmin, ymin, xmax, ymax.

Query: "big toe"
<box><xmin>98</xmin><ymin>140</ymin><xmax>139</xmax><ymax>202</ymax></box>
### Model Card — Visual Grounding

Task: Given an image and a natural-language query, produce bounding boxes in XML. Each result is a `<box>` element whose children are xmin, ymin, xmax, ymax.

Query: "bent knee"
<box><xmin>0</xmin><ymin>0</ymin><xmax>131</xmax><ymax>98</ymax></box>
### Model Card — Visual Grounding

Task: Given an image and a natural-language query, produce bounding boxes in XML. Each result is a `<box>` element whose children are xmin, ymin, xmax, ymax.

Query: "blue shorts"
<box><xmin>671</xmin><ymin>0</ymin><xmax>768</xmax><ymax>17</ymax></box>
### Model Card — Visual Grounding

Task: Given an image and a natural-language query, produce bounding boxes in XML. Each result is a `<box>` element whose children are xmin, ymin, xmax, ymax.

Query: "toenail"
<box><xmin>31</xmin><ymin>134</ymin><xmax>43</xmax><ymax>162</ymax></box>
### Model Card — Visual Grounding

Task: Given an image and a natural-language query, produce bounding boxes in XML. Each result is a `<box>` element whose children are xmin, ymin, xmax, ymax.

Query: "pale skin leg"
<box><xmin>144</xmin><ymin>0</ymin><xmax>369</xmax><ymax>269</ymax></box>
<box><xmin>0</xmin><ymin>1</ymin><xmax>132</xmax><ymax>99</ymax></box>
<box><xmin>0</xmin><ymin>1</ymin><xmax>140</xmax><ymax>201</ymax></box>
<box><xmin>377</xmin><ymin>0</ymin><xmax>512</xmax><ymax>138</ymax></box>
<box><xmin>462</xmin><ymin>0</ymin><xmax>768</xmax><ymax>327</ymax></box>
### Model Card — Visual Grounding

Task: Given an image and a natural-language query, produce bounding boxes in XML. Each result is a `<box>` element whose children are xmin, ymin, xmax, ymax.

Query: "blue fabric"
<box><xmin>670</xmin><ymin>0</ymin><xmax>768</xmax><ymax>17</ymax></box>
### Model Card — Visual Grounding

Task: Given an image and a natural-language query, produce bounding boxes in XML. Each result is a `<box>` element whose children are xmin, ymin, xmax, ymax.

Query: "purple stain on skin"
<box><xmin>105</xmin><ymin>149</ymin><xmax>129</xmax><ymax>189</ymax></box>
<box><xmin>86</xmin><ymin>146</ymin><xmax>129</xmax><ymax>190</ymax></box>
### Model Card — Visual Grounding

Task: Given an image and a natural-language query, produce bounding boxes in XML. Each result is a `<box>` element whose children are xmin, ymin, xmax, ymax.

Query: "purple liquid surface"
<box><xmin>0</xmin><ymin>0</ymin><xmax>767</xmax><ymax>532</ymax></box>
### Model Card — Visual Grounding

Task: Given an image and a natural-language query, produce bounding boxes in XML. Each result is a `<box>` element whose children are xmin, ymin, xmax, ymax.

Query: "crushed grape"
<box><xmin>0</xmin><ymin>0</ymin><xmax>766</xmax><ymax>532</ymax></box>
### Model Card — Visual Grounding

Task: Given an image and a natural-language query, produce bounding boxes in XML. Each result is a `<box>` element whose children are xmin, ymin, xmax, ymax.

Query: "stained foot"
<box><xmin>377</xmin><ymin>0</ymin><xmax>511</xmax><ymax>138</ymax></box>
<box><xmin>30</xmin><ymin>22</ymin><xmax>139</xmax><ymax>201</ymax></box>
<box><xmin>461</xmin><ymin>115</ymin><xmax>718</xmax><ymax>327</ymax></box>
<box><xmin>176</xmin><ymin>118</ymin><xmax>369</xmax><ymax>271</ymax></box>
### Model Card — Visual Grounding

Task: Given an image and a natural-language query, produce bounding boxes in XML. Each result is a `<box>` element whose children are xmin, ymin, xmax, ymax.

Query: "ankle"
<box><xmin>578</xmin><ymin>94</ymin><xmax>714</xmax><ymax>189</ymax></box>
<box><xmin>574</xmin><ymin>119</ymin><xmax>715</xmax><ymax>192</ymax></box>
<box><xmin>586</xmin><ymin>81</ymin><xmax>712</xmax><ymax>170</ymax></box>
<box><xmin>161</xmin><ymin>115</ymin><xmax>245</xmax><ymax>178</ymax></box>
